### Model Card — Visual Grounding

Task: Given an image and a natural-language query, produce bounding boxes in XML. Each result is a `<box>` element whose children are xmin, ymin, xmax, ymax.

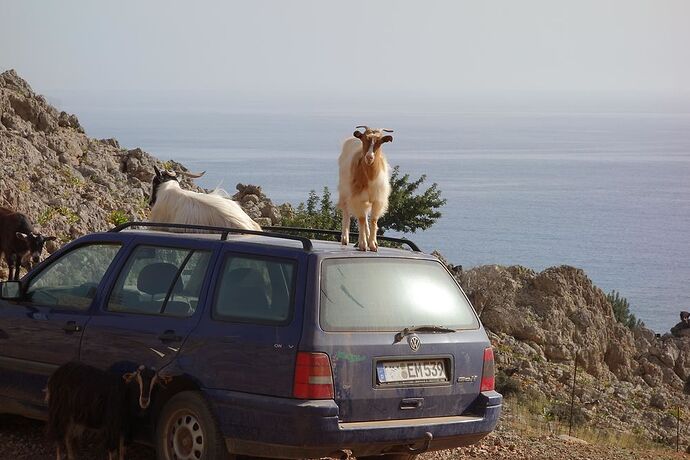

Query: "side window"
<box><xmin>26</xmin><ymin>244</ymin><xmax>122</xmax><ymax>310</ymax></box>
<box><xmin>107</xmin><ymin>246</ymin><xmax>211</xmax><ymax>317</ymax></box>
<box><xmin>213</xmin><ymin>255</ymin><xmax>295</xmax><ymax>325</ymax></box>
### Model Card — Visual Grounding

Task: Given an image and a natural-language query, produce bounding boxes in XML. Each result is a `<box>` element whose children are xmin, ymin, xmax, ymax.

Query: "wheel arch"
<box><xmin>151</xmin><ymin>374</ymin><xmax>204</xmax><ymax>428</ymax></box>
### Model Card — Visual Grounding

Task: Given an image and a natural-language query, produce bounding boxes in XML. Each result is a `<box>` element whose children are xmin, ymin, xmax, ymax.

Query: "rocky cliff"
<box><xmin>0</xmin><ymin>69</ymin><xmax>281</xmax><ymax>277</ymax></box>
<box><xmin>443</xmin><ymin>260</ymin><xmax>690</xmax><ymax>445</ymax></box>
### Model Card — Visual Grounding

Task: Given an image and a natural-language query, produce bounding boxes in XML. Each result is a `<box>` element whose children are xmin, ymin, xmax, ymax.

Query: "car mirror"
<box><xmin>0</xmin><ymin>281</ymin><xmax>23</xmax><ymax>300</ymax></box>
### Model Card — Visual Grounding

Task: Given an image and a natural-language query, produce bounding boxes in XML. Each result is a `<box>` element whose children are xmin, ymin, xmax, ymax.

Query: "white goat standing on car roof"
<box><xmin>148</xmin><ymin>166</ymin><xmax>262</xmax><ymax>231</ymax></box>
<box><xmin>337</xmin><ymin>126</ymin><xmax>393</xmax><ymax>252</ymax></box>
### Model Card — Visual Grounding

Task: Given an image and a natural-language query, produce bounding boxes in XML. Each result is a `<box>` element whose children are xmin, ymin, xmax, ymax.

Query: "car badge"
<box><xmin>408</xmin><ymin>335</ymin><xmax>421</xmax><ymax>352</ymax></box>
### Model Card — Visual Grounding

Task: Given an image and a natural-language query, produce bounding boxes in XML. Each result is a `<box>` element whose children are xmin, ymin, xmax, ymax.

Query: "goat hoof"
<box><xmin>369</xmin><ymin>244</ymin><xmax>378</xmax><ymax>252</ymax></box>
<box><xmin>341</xmin><ymin>237</ymin><xmax>348</xmax><ymax>246</ymax></box>
<box><xmin>357</xmin><ymin>242</ymin><xmax>367</xmax><ymax>251</ymax></box>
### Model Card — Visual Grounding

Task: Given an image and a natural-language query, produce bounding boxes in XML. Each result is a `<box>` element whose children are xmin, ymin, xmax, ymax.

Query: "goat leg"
<box><xmin>368</xmin><ymin>222</ymin><xmax>379</xmax><ymax>252</ymax></box>
<box><xmin>13</xmin><ymin>258</ymin><xmax>21</xmax><ymax>281</ymax></box>
<box><xmin>65</xmin><ymin>435</ymin><xmax>75</xmax><ymax>460</ymax></box>
<box><xmin>357</xmin><ymin>216</ymin><xmax>368</xmax><ymax>251</ymax></box>
<box><xmin>341</xmin><ymin>212</ymin><xmax>350</xmax><ymax>245</ymax></box>
<box><xmin>119</xmin><ymin>435</ymin><xmax>126</xmax><ymax>460</ymax></box>
<box><xmin>6</xmin><ymin>254</ymin><xmax>15</xmax><ymax>281</ymax></box>
<box><xmin>368</xmin><ymin>202</ymin><xmax>385</xmax><ymax>252</ymax></box>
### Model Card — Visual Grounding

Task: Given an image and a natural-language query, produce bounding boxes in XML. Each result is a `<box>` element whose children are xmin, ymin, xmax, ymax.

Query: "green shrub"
<box><xmin>37</xmin><ymin>208</ymin><xmax>56</xmax><ymax>226</ymax></box>
<box><xmin>378</xmin><ymin>166</ymin><xmax>446</xmax><ymax>233</ymax></box>
<box><xmin>606</xmin><ymin>290</ymin><xmax>644</xmax><ymax>329</ymax></box>
<box><xmin>282</xmin><ymin>187</ymin><xmax>341</xmax><ymax>236</ymax></box>
<box><xmin>108</xmin><ymin>210</ymin><xmax>129</xmax><ymax>226</ymax></box>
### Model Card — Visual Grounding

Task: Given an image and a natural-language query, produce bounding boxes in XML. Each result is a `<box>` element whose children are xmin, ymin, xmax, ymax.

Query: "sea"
<box><xmin>50</xmin><ymin>91</ymin><xmax>690</xmax><ymax>333</ymax></box>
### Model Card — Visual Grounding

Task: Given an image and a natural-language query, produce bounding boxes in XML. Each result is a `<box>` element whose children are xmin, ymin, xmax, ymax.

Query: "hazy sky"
<box><xmin>2</xmin><ymin>0</ymin><xmax>689</xmax><ymax>95</ymax></box>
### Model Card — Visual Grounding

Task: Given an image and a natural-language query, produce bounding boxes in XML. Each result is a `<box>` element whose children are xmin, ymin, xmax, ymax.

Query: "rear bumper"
<box><xmin>205</xmin><ymin>389</ymin><xmax>502</xmax><ymax>459</ymax></box>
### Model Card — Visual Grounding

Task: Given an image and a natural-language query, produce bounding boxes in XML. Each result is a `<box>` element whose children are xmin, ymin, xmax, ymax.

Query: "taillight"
<box><xmin>480</xmin><ymin>347</ymin><xmax>495</xmax><ymax>392</ymax></box>
<box><xmin>293</xmin><ymin>352</ymin><xmax>334</xmax><ymax>399</ymax></box>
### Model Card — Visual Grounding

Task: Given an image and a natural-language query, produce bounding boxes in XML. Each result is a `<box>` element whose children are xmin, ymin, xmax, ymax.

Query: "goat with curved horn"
<box><xmin>148</xmin><ymin>167</ymin><xmax>260</xmax><ymax>231</ymax></box>
<box><xmin>338</xmin><ymin>125</ymin><xmax>394</xmax><ymax>251</ymax></box>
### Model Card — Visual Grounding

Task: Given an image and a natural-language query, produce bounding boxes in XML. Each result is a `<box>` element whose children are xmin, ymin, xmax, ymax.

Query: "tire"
<box><xmin>156</xmin><ymin>391</ymin><xmax>230</xmax><ymax>460</ymax></box>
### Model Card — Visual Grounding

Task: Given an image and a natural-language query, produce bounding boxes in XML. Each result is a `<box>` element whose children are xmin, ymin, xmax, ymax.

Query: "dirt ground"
<box><xmin>1</xmin><ymin>414</ymin><xmax>686</xmax><ymax>460</ymax></box>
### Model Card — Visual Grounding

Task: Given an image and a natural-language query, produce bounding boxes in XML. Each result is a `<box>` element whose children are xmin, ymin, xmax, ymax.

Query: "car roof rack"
<box><xmin>109</xmin><ymin>221</ymin><xmax>313</xmax><ymax>251</ymax></box>
<box><xmin>262</xmin><ymin>226</ymin><xmax>421</xmax><ymax>252</ymax></box>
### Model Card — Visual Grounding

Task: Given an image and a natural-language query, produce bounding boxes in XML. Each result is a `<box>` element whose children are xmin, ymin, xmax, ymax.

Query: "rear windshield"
<box><xmin>320</xmin><ymin>258</ymin><xmax>479</xmax><ymax>332</ymax></box>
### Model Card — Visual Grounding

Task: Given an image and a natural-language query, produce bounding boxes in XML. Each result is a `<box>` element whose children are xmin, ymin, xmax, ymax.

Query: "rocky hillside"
<box><xmin>440</xmin><ymin>258</ymin><xmax>690</xmax><ymax>447</ymax></box>
<box><xmin>0</xmin><ymin>69</ymin><xmax>282</xmax><ymax>277</ymax></box>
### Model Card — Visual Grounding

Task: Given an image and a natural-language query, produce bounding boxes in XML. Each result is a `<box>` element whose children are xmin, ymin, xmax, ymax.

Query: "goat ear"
<box><xmin>153</xmin><ymin>165</ymin><xmax>161</xmax><ymax>177</ymax></box>
<box><xmin>353</xmin><ymin>131</ymin><xmax>363</xmax><ymax>139</ymax></box>
<box><xmin>380</xmin><ymin>135</ymin><xmax>393</xmax><ymax>144</ymax></box>
<box><xmin>15</xmin><ymin>232</ymin><xmax>28</xmax><ymax>241</ymax></box>
<box><xmin>122</xmin><ymin>372</ymin><xmax>137</xmax><ymax>383</ymax></box>
<box><xmin>159</xmin><ymin>374</ymin><xmax>173</xmax><ymax>385</ymax></box>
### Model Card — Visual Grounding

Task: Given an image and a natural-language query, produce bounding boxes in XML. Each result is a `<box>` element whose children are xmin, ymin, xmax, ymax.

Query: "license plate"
<box><xmin>377</xmin><ymin>360</ymin><xmax>447</xmax><ymax>384</ymax></box>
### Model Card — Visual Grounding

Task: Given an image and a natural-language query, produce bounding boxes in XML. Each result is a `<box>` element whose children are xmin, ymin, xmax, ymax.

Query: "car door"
<box><xmin>80</xmin><ymin>238</ymin><xmax>218</xmax><ymax>376</ymax></box>
<box><xmin>0</xmin><ymin>241</ymin><xmax>124</xmax><ymax>415</ymax></box>
<box><xmin>179</xmin><ymin>245</ymin><xmax>308</xmax><ymax>397</ymax></box>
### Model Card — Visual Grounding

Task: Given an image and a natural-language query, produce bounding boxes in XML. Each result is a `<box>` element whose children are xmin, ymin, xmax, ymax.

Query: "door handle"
<box><xmin>63</xmin><ymin>321</ymin><xmax>82</xmax><ymax>333</ymax></box>
<box><xmin>400</xmin><ymin>398</ymin><xmax>424</xmax><ymax>410</ymax></box>
<box><xmin>158</xmin><ymin>330</ymin><xmax>182</xmax><ymax>343</ymax></box>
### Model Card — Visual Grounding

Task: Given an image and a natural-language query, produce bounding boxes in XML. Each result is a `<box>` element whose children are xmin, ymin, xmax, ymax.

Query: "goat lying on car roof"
<box><xmin>149</xmin><ymin>166</ymin><xmax>261</xmax><ymax>231</ymax></box>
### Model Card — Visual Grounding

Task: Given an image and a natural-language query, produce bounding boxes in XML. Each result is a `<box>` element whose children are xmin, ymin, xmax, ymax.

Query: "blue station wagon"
<box><xmin>0</xmin><ymin>223</ymin><xmax>502</xmax><ymax>460</ymax></box>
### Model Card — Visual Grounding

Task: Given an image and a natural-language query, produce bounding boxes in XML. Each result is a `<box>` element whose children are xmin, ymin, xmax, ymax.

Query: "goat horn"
<box><xmin>355</xmin><ymin>125</ymin><xmax>368</xmax><ymax>130</ymax></box>
<box><xmin>182</xmin><ymin>170</ymin><xmax>206</xmax><ymax>179</ymax></box>
<box><xmin>382</xmin><ymin>129</ymin><xmax>394</xmax><ymax>133</ymax></box>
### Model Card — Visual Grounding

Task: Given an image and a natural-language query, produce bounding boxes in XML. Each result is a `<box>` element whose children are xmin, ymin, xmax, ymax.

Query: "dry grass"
<box><xmin>503</xmin><ymin>395</ymin><xmax>669</xmax><ymax>451</ymax></box>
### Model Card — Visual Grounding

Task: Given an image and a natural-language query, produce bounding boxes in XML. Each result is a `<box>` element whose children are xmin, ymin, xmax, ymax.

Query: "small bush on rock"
<box><xmin>108</xmin><ymin>210</ymin><xmax>129</xmax><ymax>226</ymax></box>
<box><xmin>606</xmin><ymin>290</ymin><xmax>644</xmax><ymax>329</ymax></box>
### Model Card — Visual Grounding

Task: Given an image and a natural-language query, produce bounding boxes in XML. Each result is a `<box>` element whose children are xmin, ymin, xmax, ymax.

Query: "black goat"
<box><xmin>46</xmin><ymin>362</ymin><xmax>169</xmax><ymax>460</ymax></box>
<box><xmin>0</xmin><ymin>206</ymin><xmax>55</xmax><ymax>280</ymax></box>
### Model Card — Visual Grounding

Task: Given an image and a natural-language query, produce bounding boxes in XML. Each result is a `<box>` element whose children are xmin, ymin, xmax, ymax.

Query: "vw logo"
<box><xmin>408</xmin><ymin>335</ymin><xmax>421</xmax><ymax>352</ymax></box>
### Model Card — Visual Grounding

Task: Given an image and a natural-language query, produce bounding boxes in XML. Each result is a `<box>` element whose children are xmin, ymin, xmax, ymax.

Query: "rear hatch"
<box><xmin>314</xmin><ymin>257</ymin><xmax>489</xmax><ymax>422</ymax></box>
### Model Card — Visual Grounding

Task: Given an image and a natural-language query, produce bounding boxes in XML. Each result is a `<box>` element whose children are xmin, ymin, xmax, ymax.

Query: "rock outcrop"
<box><xmin>447</xmin><ymin>262</ymin><xmax>690</xmax><ymax>445</ymax></box>
<box><xmin>232</xmin><ymin>183</ymin><xmax>282</xmax><ymax>228</ymax></box>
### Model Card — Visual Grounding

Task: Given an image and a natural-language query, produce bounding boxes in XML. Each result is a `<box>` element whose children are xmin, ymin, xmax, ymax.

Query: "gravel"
<box><xmin>0</xmin><ymin>414</ymin><xmax>155</xmax><ymax>459</ymax></box>
<box><xmin>1</xmin><ymin>414</ymin><xmax>683</xmax><ymax>460</ymax></box>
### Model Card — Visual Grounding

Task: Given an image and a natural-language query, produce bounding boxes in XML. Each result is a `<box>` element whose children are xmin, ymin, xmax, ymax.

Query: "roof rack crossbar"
<box><xmin>109</xmin><ymin>222</ymin><xmax>313</xmax><ymax>251</ymax></box>
<box><xmin>262</xmin><ymin>226</ymin><xmax>421</xmax><ymax>252</ymax></box>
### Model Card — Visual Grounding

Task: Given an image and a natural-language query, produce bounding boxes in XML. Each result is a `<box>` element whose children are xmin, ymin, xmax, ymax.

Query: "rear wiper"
<box><xmin>394</xmin><ymin>325</ymin><xmax>456</xmax><ymax>343</ymax></box>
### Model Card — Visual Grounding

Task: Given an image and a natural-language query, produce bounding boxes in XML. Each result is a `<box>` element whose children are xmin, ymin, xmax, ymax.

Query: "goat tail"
<box><xmin>208</xmin><ymin>187</ymin><xmax>231</xmax><ymax>198</ymax></box>
<box><xmin>206</xmin><ymin>188</ymin><xmax>262</xmax><ymax>231</ymax></box>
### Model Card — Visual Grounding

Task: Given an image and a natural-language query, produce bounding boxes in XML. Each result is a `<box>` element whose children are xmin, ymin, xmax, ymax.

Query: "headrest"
<box><xmin>137</xmin><ymin>263</ymin><xmax>179</xmax><ymax>295</ymax></box>
<box><xmin>225</xmin><ymin>267</ymin><xmax>265</xmax><ymax>286</ymax></box>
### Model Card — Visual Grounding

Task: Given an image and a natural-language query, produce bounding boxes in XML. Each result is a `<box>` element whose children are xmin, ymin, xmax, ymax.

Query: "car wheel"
<box><xmin>156</xmin><ymin>391</ymin><xmax>230</xmax><ymax>460</ymax></box>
